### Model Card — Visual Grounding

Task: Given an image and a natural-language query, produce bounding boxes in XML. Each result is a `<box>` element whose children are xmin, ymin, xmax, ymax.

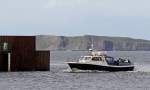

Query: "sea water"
<box><xmin>0</xmin><ymin>51</ymin><xmax>150</xmax><ymax>90</ymax></box>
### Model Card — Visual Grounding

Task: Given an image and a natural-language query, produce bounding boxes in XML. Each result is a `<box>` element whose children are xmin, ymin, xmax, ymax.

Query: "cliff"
<box><xmin>36</xmin><ymin>35</ymin><xmax>150</xmax><ymax>51</ymax></box>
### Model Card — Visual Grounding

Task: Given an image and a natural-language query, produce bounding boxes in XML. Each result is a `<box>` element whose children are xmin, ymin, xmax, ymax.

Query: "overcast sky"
<box><xmin>0</xmin><ymin>0</ymin><xmax>150</xmax><ymax>40</ymax></box>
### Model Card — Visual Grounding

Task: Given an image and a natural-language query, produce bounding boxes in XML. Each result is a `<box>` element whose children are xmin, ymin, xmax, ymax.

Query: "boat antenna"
<box><xmin>89</xmin><ymin>37</ymin><xmax>94</xmax><ymax>51</ymax></box>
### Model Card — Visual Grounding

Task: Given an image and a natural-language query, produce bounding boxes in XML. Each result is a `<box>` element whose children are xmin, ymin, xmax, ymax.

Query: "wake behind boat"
<box><xmin>66</xmin><ymin>51</ymin><xmax>134</xmax><ymax>72</ymax></box>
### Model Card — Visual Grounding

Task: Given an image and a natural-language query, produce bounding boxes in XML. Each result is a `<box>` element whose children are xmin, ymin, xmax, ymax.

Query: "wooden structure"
<box><xmin>0</xmin><ymin>36</ymin><xmax>50</xmax><ymax>71</ymax></box>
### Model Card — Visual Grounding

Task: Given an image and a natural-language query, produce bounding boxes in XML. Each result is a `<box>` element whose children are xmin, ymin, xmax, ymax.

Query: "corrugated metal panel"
<box><xmin>0</xmin><ymin>36</ymin><xmax>50</xmax><ymax>71</ymax></box>
<box><xmin>11</xmin><ymin>36</ymin><xmax>36</xmax><ymax>71</ymax></box>
<box><xmin>36</xmin><ymin>51</ymin><xmax>50</xmax><ymax>70</ymax></box>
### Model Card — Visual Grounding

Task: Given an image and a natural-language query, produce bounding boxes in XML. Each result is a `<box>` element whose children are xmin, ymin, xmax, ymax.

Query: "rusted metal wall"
<box><xmin>0</xmin><ymin>36</ymin><xmax>50</xmax><ymax>71</ymax></box>
<box><xmin>36</xmin><ymin>51</ymin><xmax>50</xmax><ymax>71</ymax></box>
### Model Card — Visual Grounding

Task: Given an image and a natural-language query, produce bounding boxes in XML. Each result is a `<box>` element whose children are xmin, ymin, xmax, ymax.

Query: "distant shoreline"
<box><xmin>36</xmin><ymin>35</ymin><xmax>150</xmax><ymax>51</ymax></box>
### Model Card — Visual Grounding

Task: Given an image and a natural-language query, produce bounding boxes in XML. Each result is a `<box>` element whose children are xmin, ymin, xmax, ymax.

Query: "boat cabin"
<box><xmin>78</xmin><ymin>55</ymin><xmax>114</xmax><ymax>64</ymax></box>
<box><xmin>78</xmin><ymin>51</ymin><xmax>131</xmax><ymax>66</ymax></box>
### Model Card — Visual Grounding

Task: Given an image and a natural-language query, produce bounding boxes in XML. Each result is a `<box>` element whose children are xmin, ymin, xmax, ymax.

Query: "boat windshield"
<box><xmin>105</xmin><ymin>57</ymin><xmax>114</xmax><ymax>65</ymax></box>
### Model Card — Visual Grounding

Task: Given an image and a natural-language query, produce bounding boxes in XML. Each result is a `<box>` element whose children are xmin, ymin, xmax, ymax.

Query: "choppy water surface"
<box><xmin>1</xmin><ymin>51</ymin><xmax>150</xmax><ymax>90</ymax></box>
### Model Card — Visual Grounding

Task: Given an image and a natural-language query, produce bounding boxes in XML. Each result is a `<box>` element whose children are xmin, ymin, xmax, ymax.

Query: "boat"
<box><xmin>66</xmin><ymin>51</ymin><xmax>134</xmax><ymax>72</ymax></box>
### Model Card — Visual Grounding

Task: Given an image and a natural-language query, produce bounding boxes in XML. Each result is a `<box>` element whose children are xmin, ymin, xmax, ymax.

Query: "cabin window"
<box><xmin>84</xmin><ymin>57</ymin><xmax>91</xmax><ymax>60</ymax></box>
<box><xmin>99</xmin><ymin>57</ymin><xmax>102</xmax><ymax>61</ymax></box>
<box><xmin>92</xmin><ymin>57</ymin><xmax>102</xmax><ymax>61</ymax></box>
